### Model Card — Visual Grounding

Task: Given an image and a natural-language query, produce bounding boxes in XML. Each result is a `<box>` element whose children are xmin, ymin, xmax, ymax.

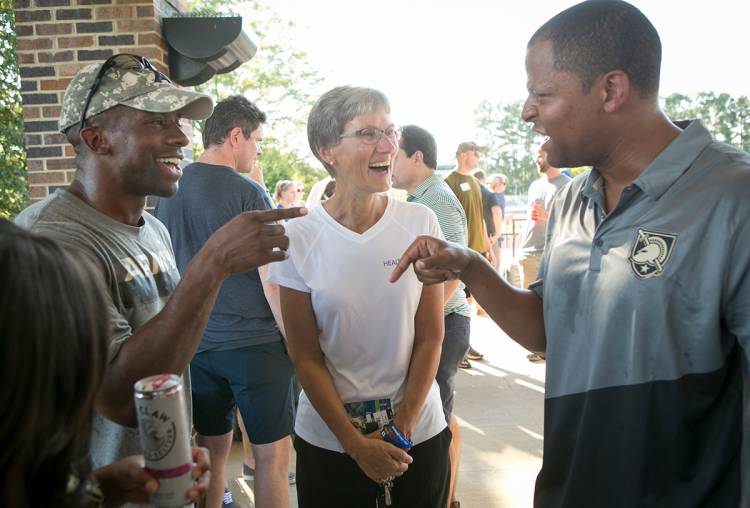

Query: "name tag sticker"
<box><xmin>344</xmin><ymin>398</ymin><xmax>394</xmax><ymax>434</ymax></box>
<box><xmin>460</xmin><ymin>182</ymin><xmax>471</xmax><ymax>192</ymax></box>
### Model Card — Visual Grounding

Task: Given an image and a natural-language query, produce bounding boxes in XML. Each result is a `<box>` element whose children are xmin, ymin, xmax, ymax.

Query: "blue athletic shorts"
<box><xmin>190</xmin><ymin>341</ymin><xmax>295</xmax><ymax>443</ymax></box>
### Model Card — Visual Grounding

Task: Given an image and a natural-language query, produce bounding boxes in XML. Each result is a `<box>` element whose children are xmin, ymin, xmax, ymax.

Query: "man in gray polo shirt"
<box><xmin>393</xmin><ymin>124</ymin><xmax>470</xmax><ymax>508</ymax></box>
<box><xmin>391</xmin><ymin>2</ymin><xmax>750</xmax><ymax>506</ymax></box>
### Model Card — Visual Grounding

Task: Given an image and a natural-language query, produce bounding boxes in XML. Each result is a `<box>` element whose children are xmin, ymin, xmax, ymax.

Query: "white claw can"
<box><xmin>135</xmin><ymin>373</ymin><xmax>193</xmax><ymax>507</ymax></box>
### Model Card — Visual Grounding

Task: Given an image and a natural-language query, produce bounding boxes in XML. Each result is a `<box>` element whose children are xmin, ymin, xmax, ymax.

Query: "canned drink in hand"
<box><xmin>135</xmin><ymin>374</ymin><xmax>193</xmax><ymax>507</ymax></box>
<box><xmin>531</xmin><ymin>199</ymin><xmax>544</xmax><ymax>221</ymax></box>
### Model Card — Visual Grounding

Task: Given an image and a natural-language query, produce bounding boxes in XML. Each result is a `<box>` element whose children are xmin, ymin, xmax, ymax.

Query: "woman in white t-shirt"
<box><xmin>267</xmin><ymin>86</ymin><xmax>450</xmax><ymax>508</ymax></box>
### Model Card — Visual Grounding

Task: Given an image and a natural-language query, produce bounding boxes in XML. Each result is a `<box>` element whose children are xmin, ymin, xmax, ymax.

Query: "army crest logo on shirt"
<box><xmin>629</xmin><ymin>228</ymin><xmax>678</xmax><ymax>279</ymax></box>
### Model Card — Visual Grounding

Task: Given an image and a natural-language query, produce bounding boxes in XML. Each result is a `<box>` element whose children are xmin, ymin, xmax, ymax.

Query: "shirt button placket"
<box><xmin>589</xmin><ymin>236</ymin><xmax>604</xmax><ymax>271</ymax></box>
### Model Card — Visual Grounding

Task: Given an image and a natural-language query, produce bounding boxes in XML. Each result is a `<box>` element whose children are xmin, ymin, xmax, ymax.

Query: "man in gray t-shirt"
<box><xmin>15</xmin><ymin>54</ymin><xmax>303</xmax><ymax>506</ymax></box>
<box><xmin>519</xmin><ymin>148</ymin><xmax>570</xmax><ymax>288</ymax></box>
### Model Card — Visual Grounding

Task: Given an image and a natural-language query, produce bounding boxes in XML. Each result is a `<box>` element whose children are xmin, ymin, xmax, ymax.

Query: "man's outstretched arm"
<box><xmin>390</xmin><ymin>235</ymin><xmax>546</xmax><ymax>353</ymax></box>
<box><xmin>97</xmin><ymin>206</ymin><xmax>307</xmax><ymax>427</ymax></box>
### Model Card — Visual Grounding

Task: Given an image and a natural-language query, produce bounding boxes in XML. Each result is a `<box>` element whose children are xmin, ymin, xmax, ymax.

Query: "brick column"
<box><xmin>14</xmin><ymin>0</ymin><xmax>188</xmax><ymax>203</ymax></box>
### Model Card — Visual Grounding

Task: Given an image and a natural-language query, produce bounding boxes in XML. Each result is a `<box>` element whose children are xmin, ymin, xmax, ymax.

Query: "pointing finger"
<box><xmin>389</xmin><ymin>236</ymin><xmax>431</xmax><ymax>283</ymax></box>
<box><xmin>389</xmin><ymin>235</ymin><xmax>447</xmax><ymax>283</ymax></box>
<box><xmin>254</xmin><ymin>206</ymin><xmax>308</xmax><ymax>223</ymax></box>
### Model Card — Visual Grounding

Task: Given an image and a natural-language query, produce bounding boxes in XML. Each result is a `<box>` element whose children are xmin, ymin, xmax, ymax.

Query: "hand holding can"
<box><xmin>135</xmin><ymin>374</ymin><xmax>195</xmax><ymax>507</ymax></box>
<box><xmin>531</xmin><ymin>199</ymin><xmax>547</xmax><ymax>222</ymax></box>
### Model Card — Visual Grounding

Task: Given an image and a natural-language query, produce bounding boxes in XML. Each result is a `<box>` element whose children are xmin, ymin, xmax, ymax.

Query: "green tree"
<box><xmin>187</xmin><ymin>0</ymin><xmax>327</xmax><ymax>197</ymax></box>
<box><xmin>474</xmin><ymin>99</ymin><xmax>540</xmax><ymax>195</ymax></box>
<box><xmin>663</xmin><ymin>92</ymin><xmax>749</xmax><ymax>152</ymax></box>
<box><xmin>0</xmin><ymin>0</ymin><xmax>28</xmax><ymax>219</ymax></box>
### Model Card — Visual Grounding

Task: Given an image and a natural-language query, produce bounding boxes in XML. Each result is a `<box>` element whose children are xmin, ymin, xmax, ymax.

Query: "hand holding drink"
<box><xmin>92</xmin><ymin>449</ymin><xmax>209</xmax><ymax>506</ymax></box>
<box><xmin>135</xmin><ymin>374</ymin><xmax>201</xmax><ymax>507</ymax></box>
<box><xmin>531</xmin><ymin>199</ymin><xmax>547</xmax><ymax>222</ymax></box>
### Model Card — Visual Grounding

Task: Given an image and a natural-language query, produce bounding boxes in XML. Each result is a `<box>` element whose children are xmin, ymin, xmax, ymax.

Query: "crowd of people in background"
<box><xmin>4</xmin><ymin>1</ymin><xmax>750</xmax><ymax>508</ymax></box>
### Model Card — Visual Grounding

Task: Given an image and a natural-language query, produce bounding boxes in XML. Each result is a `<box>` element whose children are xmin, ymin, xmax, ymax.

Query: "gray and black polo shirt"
<box><xmin>531</xmin><ymin>120</ymin><xmax>750</xmax><ymax>507</ymax></box>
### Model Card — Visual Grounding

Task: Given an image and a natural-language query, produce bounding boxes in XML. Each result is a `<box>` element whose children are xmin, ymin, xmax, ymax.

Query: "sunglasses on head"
<box><xmin>78</xmin><ymin>54</ymin><xmax>171</xmax><ymax>130</ymax></box>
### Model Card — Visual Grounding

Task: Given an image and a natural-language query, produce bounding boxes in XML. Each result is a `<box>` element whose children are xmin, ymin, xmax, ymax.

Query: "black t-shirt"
<box><xmin>479</xmin><ymin>184</ymin><xmax>500</xmax><ymax>236</ymax></box>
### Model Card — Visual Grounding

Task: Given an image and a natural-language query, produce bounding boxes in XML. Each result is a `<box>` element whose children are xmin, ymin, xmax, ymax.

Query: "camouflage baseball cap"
<box><xmin>59</xmin><ymin>54</ymin><xmax>214</xmax><ymax>132</ymax></box>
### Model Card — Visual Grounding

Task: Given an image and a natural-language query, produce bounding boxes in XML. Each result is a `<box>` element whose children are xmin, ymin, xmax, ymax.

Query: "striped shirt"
<box><xmin>407</xmin><ymin>174</ymin><xmax>471</xmax><ymax>317</ymax></box>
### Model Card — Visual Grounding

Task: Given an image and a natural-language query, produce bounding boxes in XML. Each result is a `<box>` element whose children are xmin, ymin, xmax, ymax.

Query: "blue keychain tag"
<box><xmin>380</xmin><ymin>422</ymin><xmax>413</xmax><ymax>449</ymax></box>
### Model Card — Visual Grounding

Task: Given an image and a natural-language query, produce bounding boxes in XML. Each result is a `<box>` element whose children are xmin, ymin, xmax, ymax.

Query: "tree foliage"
<box><xmin>663</xmin><ymin>92</ymin><xmax>749</xmax><ymax>153</ymax></box>
<box><xmin>474</xmin><ymin>100</ymin><xmax>539</xmax><ymax>195</ymax></box>
<box><xmin>475</xmin><ymin>92</ymin><xmax>750</xmax><ymax>195</ymax></box>
<box><xmin>187</xmin><ymin>0</ymin><xmax>327</xmax><ymax>197</ymax></box>
<box><xmin>0</xmin><ymin>0</ymin><xmax>28</xmax><ymax>219</ymax></box>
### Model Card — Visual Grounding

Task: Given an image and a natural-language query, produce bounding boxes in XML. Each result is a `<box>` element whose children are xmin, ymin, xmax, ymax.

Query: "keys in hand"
<box><xmin>379</xmin><ymin>477</ymin><xmax>394</xmax><ymax>507</ymax></box>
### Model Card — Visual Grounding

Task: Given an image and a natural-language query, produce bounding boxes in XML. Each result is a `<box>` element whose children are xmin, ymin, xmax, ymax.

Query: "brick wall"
<box><xmin>13</xmin><ymin>0</ymin><xmax>188</xmax><ymax>203</ymax></box>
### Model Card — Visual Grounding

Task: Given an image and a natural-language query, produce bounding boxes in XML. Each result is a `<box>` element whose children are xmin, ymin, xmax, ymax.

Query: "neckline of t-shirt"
<box><xmin>58</xmin><ymin>188</ymin><xmax>147</xmax><ymax>236</ymax></box>
<box><xmin>450</xmin><ymin>171</ymin><xmax>474</xmax><ymax>181</ymax></box>
<box><xmin>188</xmin><ymin>161</ymin><xmax>235</xmax><ymax>174</ymax></box>
<box><xmin>315</xmin><ymin>194</ymin><xmax>395</xmax><ymax>243</ymax></box>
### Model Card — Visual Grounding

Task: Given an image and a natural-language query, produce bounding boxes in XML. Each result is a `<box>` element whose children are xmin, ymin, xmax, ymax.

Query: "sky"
<box><xmin>257</xmin><ymin>0</ymin><xmax>749</xmax><ymax>165</ymax></box>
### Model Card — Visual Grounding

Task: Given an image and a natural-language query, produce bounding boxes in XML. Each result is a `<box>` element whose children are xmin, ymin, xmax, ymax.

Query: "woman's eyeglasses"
<box><xmin>339</xmin><ymin>126</ymin><xmax>402</xmax><ymax>145</ymax></box>
<box><xmin>79</xmin><ymin>54</ymin><xmax>171</xmax><ymax>130</ymax></box>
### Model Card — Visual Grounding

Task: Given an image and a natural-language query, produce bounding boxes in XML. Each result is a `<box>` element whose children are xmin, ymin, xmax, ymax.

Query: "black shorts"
<box><xmin>190</xmin><ymin>341</ymin><xmax>294</xmax><ymax>443</ymax></box>
<box><xmin>294</xmin><ymin>427</ymin><xmax>451</xmax><ymax>508</ymax></box>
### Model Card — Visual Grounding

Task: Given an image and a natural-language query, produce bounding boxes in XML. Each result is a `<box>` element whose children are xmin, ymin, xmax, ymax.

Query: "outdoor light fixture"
<box><xmin>162</xmin><ymin>15</ymin><xmax>257</xmax><ymax>87</ymax></box>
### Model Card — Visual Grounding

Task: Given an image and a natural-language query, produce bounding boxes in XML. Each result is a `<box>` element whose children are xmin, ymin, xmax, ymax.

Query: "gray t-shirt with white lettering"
<box><xmin>15</xmin><ymin>189</ymin><xmax>184</xmax><ymax>474</ymax></box>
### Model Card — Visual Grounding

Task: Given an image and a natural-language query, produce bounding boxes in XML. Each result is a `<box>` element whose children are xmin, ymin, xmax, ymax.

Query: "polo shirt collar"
<box><xmin>581</xmin><ymin>119</ymin><xmax>712</xmax><ymax>201</ymax></box>
<box><xmin>408</xmin><ymin>173</ymin><xmax>440</xmax><ymax>201</ymax></box>
<box><xmin>581</xmin><ymin>167</ymin><xmax>605</xmax><ymax>200</ymax></box>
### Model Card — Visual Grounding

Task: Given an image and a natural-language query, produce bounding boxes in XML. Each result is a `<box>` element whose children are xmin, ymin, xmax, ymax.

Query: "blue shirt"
<box><xmin>155</xmin><ymin>162</ymin><xmax>281</xmax><ymax>352</ymax></box>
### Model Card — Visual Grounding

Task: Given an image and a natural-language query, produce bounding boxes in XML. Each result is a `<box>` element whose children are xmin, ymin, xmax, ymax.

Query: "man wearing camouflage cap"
<box><xmin>16</xmin><ymin>54</ymin><xmax>305</xmax><ymax>501</ymax></box>
<box><xmin>57</xmin><ymin>54</ymin><xmax>213</xmax><ymax>133</ymax></box>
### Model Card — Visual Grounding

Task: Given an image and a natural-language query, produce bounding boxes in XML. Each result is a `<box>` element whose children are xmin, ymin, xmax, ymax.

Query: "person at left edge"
<box><xmin>0</xmin><ymin>220</ymin><xmax>211</xmax><ymax>507</ymax></box>
<box><xmin>14</xmin><ymin>54</ymin><xmax>306</xmax><ymax>506</ymax></box>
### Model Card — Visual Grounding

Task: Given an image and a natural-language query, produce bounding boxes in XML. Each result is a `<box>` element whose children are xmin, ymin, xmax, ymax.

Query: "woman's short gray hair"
<box><xmin>307</xmin><ymin>86</ymin><xmax>391</xmax><ymax>176</ymax></box>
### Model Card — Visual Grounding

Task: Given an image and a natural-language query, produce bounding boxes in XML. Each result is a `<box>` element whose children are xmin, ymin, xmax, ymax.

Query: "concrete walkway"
<box><xmin>227</xmin><ymin>314</ymin><xmax>546</xmax><ymax>507</ymax></box>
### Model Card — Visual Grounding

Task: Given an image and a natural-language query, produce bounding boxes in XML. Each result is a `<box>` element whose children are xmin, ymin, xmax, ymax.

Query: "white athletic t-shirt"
<box><xmin>268</xmin><ymin>196</ymin><xmax>447</xmax><ymax>452</ymax></box>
